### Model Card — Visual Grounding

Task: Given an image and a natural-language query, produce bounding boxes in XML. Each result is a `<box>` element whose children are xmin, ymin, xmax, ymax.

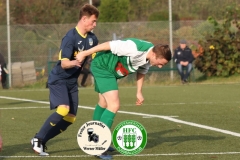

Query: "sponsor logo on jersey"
<box><xmin>115</xmin><ymin>62</ymin><xmax>129</xmax><ymax>76</ymax></box>
<box><xmin>78</xmin><ymin>46</ymin><xmax>84</xmax><ymax>52</ymax></box>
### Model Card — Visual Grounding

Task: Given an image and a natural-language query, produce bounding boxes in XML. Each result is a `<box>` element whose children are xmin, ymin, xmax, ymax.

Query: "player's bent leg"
<box><xmin>102</xmin><ymin>90</ymin><xmax>120</xmax><ymax>113</ymax></box>
<box><xmin>92</xmin><ymin>94</ymin><xmax>115</xmax><ymax>153</ymax></box>
<box><xmin>31</xmin><ymin>105</ymin><xmax>69</xmax><ymax>155</ymax></box>
<box><xmin>99</xmin><ymin>90</ymin><xmax>119</xmax><ymax>129</ymax></box>
<box><xmin>42</xmin><ymin>114</ymin><xmax>76</xmax><ymax>144</ymax></box>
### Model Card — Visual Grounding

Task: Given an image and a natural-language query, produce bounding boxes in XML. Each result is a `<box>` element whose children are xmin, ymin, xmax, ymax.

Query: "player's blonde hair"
<box><xmin>152</xmin><ymin>44</ymin><xmax>172</xmax><ymax>61</ymax></box>
<box><xmin>79</xmin><ymin>4</ymin><xmax>99</xmax><ymax>20</ymax></box>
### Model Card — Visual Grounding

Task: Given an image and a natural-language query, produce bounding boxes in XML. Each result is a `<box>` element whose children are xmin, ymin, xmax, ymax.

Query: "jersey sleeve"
<box><xmin>137</xmin><ymin>62</ymin><xmax>151</xmax><ymax>74</ymax></box>
<box><xmin>59</xmin><ymin>36</ymin><xmax>74</xmax><ymax>60</ymax></box>
<box><xmin>109</xmin><ymin>40</ymin><xmax>138</xmax><ymax>56</ymax></box>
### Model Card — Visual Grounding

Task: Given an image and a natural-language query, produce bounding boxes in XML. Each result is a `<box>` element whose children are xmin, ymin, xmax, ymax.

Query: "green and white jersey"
<box><xmin>92</xmin><ymin>38</ymin><xmax>153</xmax><ymax>79</ymax></box>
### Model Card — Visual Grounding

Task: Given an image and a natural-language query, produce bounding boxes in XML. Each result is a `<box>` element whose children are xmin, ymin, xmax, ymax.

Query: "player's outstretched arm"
<box><xmin>136</xmin><ymin>72</ymin><xmax>145</xmax><ymax>106</ymax></box>
<box><xmin>76</xmin><ymin>42</ymin><xmax>111</xmax><ymax>64</ymax></box>
<box><xmin>61</xmin><ymin>59</ymin><xmax>81</xmax><ymax>69</ymax></box>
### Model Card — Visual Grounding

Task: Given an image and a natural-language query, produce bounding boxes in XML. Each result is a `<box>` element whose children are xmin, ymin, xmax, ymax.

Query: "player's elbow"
<box><xmin>61</xmin><ymin>63</ymin><xmax>67</xmax><ymax>69</ymax></box>
<box><xmin>61</xmin><ymin>59</ymin><xmax>70</xmax><ymax>69</ymax></box>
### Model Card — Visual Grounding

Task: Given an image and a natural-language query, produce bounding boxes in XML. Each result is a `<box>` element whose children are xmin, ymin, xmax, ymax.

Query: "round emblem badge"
<box><xmin>112</xmin><ymin>120</ymin><xmax>147</xmax><ymax>155</ymax></box>
<box><xmin>77</xmin><ymin>120</ymin><xmax>112</xmax><ymax>155</ymax></box>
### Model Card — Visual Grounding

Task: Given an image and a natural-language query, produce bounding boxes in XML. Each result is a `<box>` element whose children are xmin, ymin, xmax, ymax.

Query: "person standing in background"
<box><xmin>173</xmin><ymin>39</ymin><xmax>195</xmax><ymax>84</ymax></box>
<box><xmin>0</xmin><ymin>52</ymin><xmax>8</xmax><ymax>89</ymax></box>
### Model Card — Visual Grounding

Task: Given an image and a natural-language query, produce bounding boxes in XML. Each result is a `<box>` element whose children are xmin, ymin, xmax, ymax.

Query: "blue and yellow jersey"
<box><xmin>48</xmin><ymin>27</ymin><xmax>98</xmax><ymax>84</ymax></box>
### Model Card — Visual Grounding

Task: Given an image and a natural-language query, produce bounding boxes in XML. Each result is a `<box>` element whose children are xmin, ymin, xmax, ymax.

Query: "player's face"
<box><xmin>150</xmin><ymin>56</ymin><xmax>168</xmax><ymax>68</ymax></box>
<box><xmin>85</xmin><ymin>15</ymin><xmax>98</xmax><ymax>32</ymax></box>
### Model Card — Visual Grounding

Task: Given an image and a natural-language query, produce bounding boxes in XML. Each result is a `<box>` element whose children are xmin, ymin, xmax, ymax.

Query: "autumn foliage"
<box><xmin>193</xmin><ymin>5</ymin><xmax>240</xmax><ymax>77</ymax></box>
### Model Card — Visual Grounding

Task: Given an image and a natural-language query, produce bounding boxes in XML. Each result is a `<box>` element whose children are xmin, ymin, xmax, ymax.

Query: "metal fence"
<box><xmin>0</xmin><ymin>20</ymin><xmax>213</xmax><ymax>86</ymax></box>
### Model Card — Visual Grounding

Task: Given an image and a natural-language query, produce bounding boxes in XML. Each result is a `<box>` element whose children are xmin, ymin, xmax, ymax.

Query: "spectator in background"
<box><xmin>0</xmin><ymin>52</ymin><xmax>8</xmax><ymax>89</ymax></box>
<box><xmin>173</xmin><ymin>39</ymin><xmax>195</xmax><ymax>84</ymax></box>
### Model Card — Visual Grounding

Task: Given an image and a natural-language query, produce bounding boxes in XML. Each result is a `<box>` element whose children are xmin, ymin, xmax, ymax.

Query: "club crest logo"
<box><xmin>77</xmin><ymin>120</ymin><xmax>112</xmax><ymax>155</ymax></box>
<box><xmin>89</xmin><ymin>38</ymin><xmax>93</xmax><ymax>46</ymax></box>
<box><xmin>112</xmin><ymin>120</ymin><xmax>147</xmax><ymax>155</ymax></box>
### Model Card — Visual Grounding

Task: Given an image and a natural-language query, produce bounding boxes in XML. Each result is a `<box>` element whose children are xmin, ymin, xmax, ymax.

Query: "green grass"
<box><xmin>1</xmin><ymin>83</ymin><xmax>240</xmax><ymax>160</ymax></box>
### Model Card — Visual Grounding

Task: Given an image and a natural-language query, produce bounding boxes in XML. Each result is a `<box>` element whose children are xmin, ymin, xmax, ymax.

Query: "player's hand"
<box><xmin>76</xmin><ymin>52</ymin><xmax>86</xmax><ymax>64</ymax></box>
<box><xmin>73</xmin><ymin>60</ymin><xmax>81</xmax><ymax>67</ymax></box>
<box><xmin>136</xmin><ymin>93</ymin><xmax>144</xmax><ymax>106</ymax></box>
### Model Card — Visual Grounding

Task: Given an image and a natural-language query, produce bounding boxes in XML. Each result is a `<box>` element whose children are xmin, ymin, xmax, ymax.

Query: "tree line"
<box><xmin>0</xmin><ymin>0</ymin><xmax>239</xmax><ymax>25</ymax></box>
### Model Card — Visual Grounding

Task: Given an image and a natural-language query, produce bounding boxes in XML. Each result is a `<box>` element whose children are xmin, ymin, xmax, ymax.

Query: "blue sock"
<box><xmin>42</xmin><ymin>119</ymin><xmax>72</xmax><ymax>143</ymax></box>
<box><xmin>35</xmin><ymin>112</ymin><xmax>63</xmax><ymax>139</ymax></box>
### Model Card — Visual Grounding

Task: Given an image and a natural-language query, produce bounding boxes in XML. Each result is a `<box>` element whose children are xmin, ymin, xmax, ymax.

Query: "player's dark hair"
<box><xmin>152</xmin><ymin>44</ymin><xmax>172</xmax><ymax>61</ymax></box>
<box><xmin>79</xmin><ymin>4</ymin><xmax>99</xmax><ymax>20</ymax></box>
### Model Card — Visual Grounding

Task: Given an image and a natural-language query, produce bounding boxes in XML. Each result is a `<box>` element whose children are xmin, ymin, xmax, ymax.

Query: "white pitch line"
<box><xmin>1</xmin><ymin>152</ymin><xmax>240</xmax><ymax>158</ymax></box>
<box><xmin>122</xmin><ymin>101</ymin><xmax>240</xmax><ymax>106</ymax></box>
<box><xmin>1</xmin><ymin>96</ymin><xmax>240</xmax><ymax>138</ymax></box>
<box><xmin>0</xmin><ymin>106</ymin><xmax>49</xmax><ymax>109</ymax></box>
<box><xmin>0</xmin><ymin>96</ymin><xmax>49</xmax><ymax>104</ymax></box>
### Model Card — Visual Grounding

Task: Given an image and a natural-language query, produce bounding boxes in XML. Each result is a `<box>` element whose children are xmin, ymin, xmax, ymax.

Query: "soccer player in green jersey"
<box><xmin>76</xmin><ymin>38</ymin><xmax>171</xmax><ymax>154</ymax></box>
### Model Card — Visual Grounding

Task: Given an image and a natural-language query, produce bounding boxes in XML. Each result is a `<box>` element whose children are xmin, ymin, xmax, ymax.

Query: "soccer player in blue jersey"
<box><xmin>31</xmin><ymin>4</ymin><xmax>99</xmax><ymax>156</ymax></box>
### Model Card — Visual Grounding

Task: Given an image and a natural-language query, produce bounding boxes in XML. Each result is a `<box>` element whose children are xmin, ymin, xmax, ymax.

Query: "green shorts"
<box><xmin>90</xmin><ymin>62</ymin><xmax>118</xmax><ymax>94</ymax></box>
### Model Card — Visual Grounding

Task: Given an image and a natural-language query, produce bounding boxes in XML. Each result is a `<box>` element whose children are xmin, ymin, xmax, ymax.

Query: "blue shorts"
<box><xmin>48</xmin><ymin>80</ymin><xmax>79</xmax><ymax>115</ymax></box>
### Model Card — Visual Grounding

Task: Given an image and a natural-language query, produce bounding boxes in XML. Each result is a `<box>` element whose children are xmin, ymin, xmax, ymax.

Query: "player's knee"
<box><xmin>63</xmin><ymin>115</ymin><xmax>76</xmax><ymax>124</ymax></box>
<box><xmin>98</xmin><ymin>99</ymin><xmax>107</xmax><ymax>108</ymax></box>
<box><xmin>56</xmin><ymin>105</ymin><xmax>69</xmax><ymax>116</ymax></box>
<box><xmin>107</xmin><ymin>105</ymin><xmax>119</xmax><ymax>113</ymax></box>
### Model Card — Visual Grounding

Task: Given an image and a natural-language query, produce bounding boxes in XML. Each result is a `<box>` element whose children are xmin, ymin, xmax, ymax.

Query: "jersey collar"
<box><xmin>75</xmin><ymin>26</ymin><xmax>87</xmax><ymax>38</ymax></box>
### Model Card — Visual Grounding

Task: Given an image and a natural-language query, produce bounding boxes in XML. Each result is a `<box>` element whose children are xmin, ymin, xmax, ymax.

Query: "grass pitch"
<box><xmin>1</xmin><ymin>83</ymin><xmax>240</xmax><ymax>160</ymax></box>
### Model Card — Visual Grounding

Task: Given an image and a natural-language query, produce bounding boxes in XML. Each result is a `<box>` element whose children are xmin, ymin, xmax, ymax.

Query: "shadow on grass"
<box><xmin>146</xmin><ymin>129</ymin><xmax>225</xmax><ymax>148</ymax></box>
<box><xmin>0</xmin><ymin>138</ymin><xmax>81</xmax><ymax>159</ymax></box>
<box><xmin>108</xmin><ymin>129</ymin><xmax>225</xmax><ymax>156</ymax></box>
